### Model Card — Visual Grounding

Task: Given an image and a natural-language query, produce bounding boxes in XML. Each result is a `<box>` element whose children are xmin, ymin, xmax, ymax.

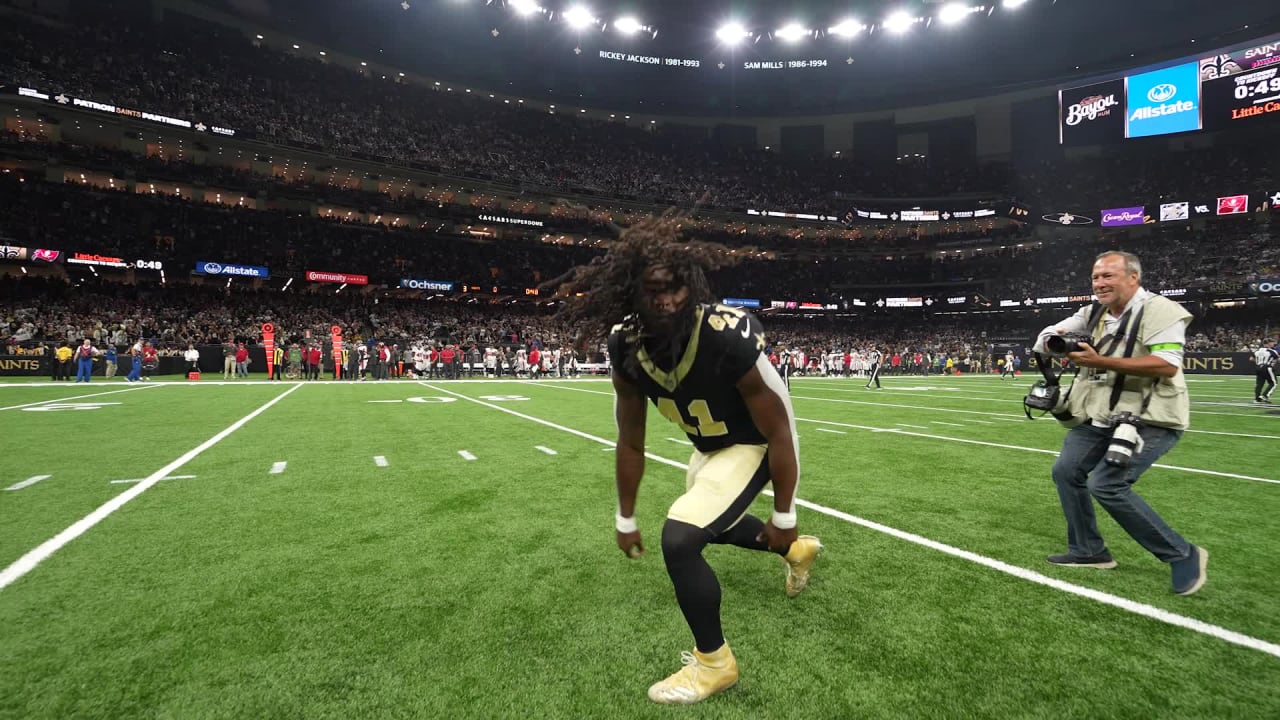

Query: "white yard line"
<box><xmin>432</xmin><ymin>382</ymin><xmax>1280</xmax><ymax>661</ymax></box>
<box><xmin>932</xmin><ymin>421</ymin><xmax>966</xmax><ymax>427</ymax></box>
<box><xmin>108</xmin><ymin>475</ymin><xmax>197</xmax><ymax>485</ymax></box>
<box><xmin>0</xmin><ymin>382</ymin><xmax>304</xmax><ymax>591</ymax></box>
<box><xmin>814</xmin><ymin>427</ymin><xmax>847</xmax><ymax>435</ymax></box>
<box><xmin>0</xmin><ymin>383</ymin><xmax>158</xmax><ymax>412</ymax></box>
<box><xmin>270</xmin><ymin>461</ymin><xmax>288</xmax><ymax>475</ymax></box>
<box><xmin>895</xmin><ymin>423</ymin><xmax>929</xmax><ymax>429</ymax></box>
<box><xmin>535</xmin><ymin>446</ymin><xmax>558</xmax><ymax>455</ymax></box>
<box><xmin>4</xmin><ymin>475</ymin><xmax>52</xmax><ymax>491</ymax></box>
<box><xmin>420</xmin><ymin>383</ymin><xmax>684</xmax><ymax>472</ymax></box>
<box><xmin>458</xmin><ymin>450</ymin><xmax>477</xmax><ymax>461</ymax></box>
<box><xmin>666</xmin><ymin>437</ymin><xmax>694</xmax><ymax>446</ymax></box>
<box><xmin>374</xmin><ymin>456</ymin><xmax>389</xmax><ymax>467</ymax></box>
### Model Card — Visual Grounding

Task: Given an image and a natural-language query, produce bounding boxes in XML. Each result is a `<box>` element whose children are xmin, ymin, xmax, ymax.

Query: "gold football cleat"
<box><xmin>647</xmin><ymin>644</ymin><xmax>739</xmax><ymax>705</ymax></box>
<box><xmin>784</xmin><ymin>535</ymin><xmax>823</xmax><ymax>598</ymax></box>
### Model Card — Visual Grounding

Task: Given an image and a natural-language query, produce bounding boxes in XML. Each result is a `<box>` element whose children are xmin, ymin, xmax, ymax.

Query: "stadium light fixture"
<box><xmin>614</xmin><ymin>16</ymin><xmax>643</xmax><ymax>35</ymax></box>
<box><xmin>883</xmin><ymin>11</ymin><xmax>917</xmax><ymax>34</ymax></box>
<box><xmin>828</xmin><ymin>19</ymin><xmax>865</xmax><ymax>37</ymax></box>
<box><xmin>716</xmin><ymin>22</ymin><xmax>750</xmax><ymax>45</ymax></box>
<box><xmin>775</xmin><ymin>23</ymin><xmax>809</xmax><ymax>43</ymax></box>
<box><xmin>1002</xmin><ymin>0</ymin><xmax>1028</xmax><ymax>8</ymax></box>
<box><xmin>563</xmin><ymin>5</ymin><xmax>597</xmax><ymax>29</ymax></box>
<box><xmin>509</xmin><ymin>0</ymin><xmax>540</xmax><ymax>17</ymax></box>
<box><xmin>938</xmin><ymin>3</ymin><xmax>975</xmax><ymax>25</ymax></box>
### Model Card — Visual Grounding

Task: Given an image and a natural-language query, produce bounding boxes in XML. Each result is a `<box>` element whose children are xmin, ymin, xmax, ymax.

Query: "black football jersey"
<box><xmin>608</xmin><ymin>304</ymin><xmax>770</xmax><ymax>453</ymax></box>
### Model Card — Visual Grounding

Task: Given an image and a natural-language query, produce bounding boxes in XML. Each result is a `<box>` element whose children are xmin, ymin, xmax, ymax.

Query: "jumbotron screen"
<box><xmin>1059</xmin><ymin>33</ymin><xmax>1280</xmax><ymax>144</ymax></box>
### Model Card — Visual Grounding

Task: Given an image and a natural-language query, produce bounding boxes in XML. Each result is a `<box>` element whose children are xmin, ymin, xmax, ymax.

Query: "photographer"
<box><xmin>1032</xmin><ymin>251</ymin><xmax>1206</xmax><ymax>595</ymax></box>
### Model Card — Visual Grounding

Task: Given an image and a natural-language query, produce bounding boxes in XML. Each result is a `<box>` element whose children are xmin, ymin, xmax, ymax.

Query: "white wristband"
<box><xmin>615</xmin><ymin>513</ymin><xmax>638</xmax><ymax>534</ymax></box>
<box><xmin>771</xmin><ymin>511</ymin><xmax>797</xmax><ymax>530</ymax></box>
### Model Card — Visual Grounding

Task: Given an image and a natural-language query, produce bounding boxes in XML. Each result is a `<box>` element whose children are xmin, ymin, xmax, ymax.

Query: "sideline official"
<box><xmin>1254</xmin><ymin>340</ymin><xmax>1277</xmax><ymax>403</ymax></box>
<box><xmin>1034</xmin><ymin>251</ymin><xmax>1206</xmax><ymax>595</ymax></box>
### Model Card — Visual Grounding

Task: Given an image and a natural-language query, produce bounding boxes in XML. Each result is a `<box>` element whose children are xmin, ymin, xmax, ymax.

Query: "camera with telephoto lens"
<box><xmin>1043</xmin><ymin>332</ymin><xmax>1094</xmax><ymax>358</ymax></box>
<box><xmin>1104</xmin><ymin>412</ymin><xmax>1145</xmax><ymax>467</ymax></box>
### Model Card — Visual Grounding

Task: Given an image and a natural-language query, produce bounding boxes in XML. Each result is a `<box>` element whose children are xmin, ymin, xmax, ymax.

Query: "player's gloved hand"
<box><xmin>616</xmin><ymin>530</ymin><xmax>645</xmax><ymax>559</ymax></box>
<box><xmin>757</xmin><ymin>521</ymin><xmax>798</xmax><ymax>554</ymax></box>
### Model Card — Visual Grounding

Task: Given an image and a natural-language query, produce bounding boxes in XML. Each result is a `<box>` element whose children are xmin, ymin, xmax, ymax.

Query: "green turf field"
<box><xmin>1</xmin><ymin>373</ymin><xmax>1277</xmax><ymax>719</ymax></box>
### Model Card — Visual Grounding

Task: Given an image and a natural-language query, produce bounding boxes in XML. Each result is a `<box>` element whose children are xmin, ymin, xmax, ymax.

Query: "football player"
<box><xmin>552</xmin><ymin>215</ymin><xmax>822</xmax><ymax>705</ymax></box>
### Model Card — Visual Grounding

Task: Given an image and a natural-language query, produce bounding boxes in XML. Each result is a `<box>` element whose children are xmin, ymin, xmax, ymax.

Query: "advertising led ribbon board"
<box><xmin>306</xmin><ymin>270</ymin><xmax>369</xmax><ymax>285</ymax></box>
<box><xmin>194</xmin><ymin>261</ymin><xmax>270</xmax><ymax>278</ymax></box>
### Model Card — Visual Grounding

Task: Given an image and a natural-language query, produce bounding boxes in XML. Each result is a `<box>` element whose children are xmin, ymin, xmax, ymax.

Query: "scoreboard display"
<box><xmin>1060</xmin><ymin>34</ymin><xmax>1280</xmax><ymax>144</ymax></box>
<box><xmin>1201</xmin><ymin>66</ymin><xmax>1280</xmax><ymax>130</ymax></box>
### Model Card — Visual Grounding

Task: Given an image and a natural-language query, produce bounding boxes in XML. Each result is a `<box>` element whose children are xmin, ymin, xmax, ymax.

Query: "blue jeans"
<box><xmin>1051</xmin><ymin>422</ymin><xmax>1191</xmax><ymax>563</ymax></box>
<box><xmin>76</xmin><ymin>357</ymin><xmax>93</xmax><ymax>382</ymax></box>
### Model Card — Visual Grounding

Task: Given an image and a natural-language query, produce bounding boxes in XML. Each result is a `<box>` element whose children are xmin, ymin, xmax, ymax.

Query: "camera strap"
<box><xmin>1107</xmin><ymin>300</ymin><xmax>1148</xmax><ymax>412</ymax></box>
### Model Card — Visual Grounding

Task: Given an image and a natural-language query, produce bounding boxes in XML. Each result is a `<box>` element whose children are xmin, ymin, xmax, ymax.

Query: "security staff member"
<box><xmin>1035</xmin><ymin>251</ymin><xmax>1206</xmax><ymax>595</ymax></box>
<box><xmin>55</xmin><ymin>342</ymin><xmax>73</xmax><ymax>381</ymax></box>
<box><xmin>1255</xmin><ymin>340</ymin><xmax>1278</xmax><ymax>403</ymax></box>
<box><xmin>272</xmin><ymin>345</ymin><xmax>285</xmax><ymax>381</ymax></box>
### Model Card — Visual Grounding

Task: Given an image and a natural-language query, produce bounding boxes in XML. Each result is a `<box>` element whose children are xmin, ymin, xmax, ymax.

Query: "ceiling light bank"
<box><xmin>504</xmin><ymin>1</ymin><xmax>658</xmax><ymax>38</ymax></box>
<box><xmin>495</xmin><ymin>3</ymin><xmax>1017</xmax><ymax>47</ymax></box>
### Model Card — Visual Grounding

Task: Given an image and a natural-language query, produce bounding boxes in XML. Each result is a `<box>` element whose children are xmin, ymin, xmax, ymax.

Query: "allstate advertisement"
<box><xmin>194</xmin><ymin>261</ymin><xmax>270</xmax><ymax>278</ymax></box>
<box><xmin>1126</xmin><ymin>62</ymin><xmax>1202</xmax><ymax>138</ymax></box>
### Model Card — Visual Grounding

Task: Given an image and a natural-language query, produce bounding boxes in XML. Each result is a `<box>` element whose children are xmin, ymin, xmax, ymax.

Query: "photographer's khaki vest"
<box><xmin>1066</xmin><ymin>294</ymin><xmax>1192</xmax><ymax>430</ymax></box>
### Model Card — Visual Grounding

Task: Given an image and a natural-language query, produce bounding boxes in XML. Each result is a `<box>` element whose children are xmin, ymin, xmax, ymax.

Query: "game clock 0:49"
<box><xmin>1202</xmin><ymin>68</ymin><xmax>1280</xmax><ymax>130</ymax></box>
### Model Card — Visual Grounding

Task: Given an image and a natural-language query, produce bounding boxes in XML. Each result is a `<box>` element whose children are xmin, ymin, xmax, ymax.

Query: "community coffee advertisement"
<box><xmin>1059</xmin><ymin>79</ymin><xmax>1125</xmax><ymax>145</ymax></box>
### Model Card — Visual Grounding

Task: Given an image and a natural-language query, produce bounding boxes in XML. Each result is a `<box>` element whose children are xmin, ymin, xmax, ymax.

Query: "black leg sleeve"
<box><xmin>661</xmin><ymin>520</ymin><xmax>724</xmax><ymax>653</ymax></box>
<box><xmin>708</xmin><ymin>513</ymin><xmax>780</xmax><ymax>554</ymax></box>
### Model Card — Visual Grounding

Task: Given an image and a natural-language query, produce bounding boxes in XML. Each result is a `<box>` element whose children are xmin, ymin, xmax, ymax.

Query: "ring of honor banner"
<box><xmin>262</xmin><ymin>323</ymin><xmax>276</xmax><ymax>379</ymax></box>
<box><xmin>330</xmin><ymin>325</ymin><xmax>344</xmax><ymax>380</ymax></box>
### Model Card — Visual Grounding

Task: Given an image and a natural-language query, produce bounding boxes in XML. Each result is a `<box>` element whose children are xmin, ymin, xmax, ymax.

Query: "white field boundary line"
<box><xmin>795</xmin><ymin>381</ymin><xmax>1260</xmax><ymax>403</ymax></box>
<box><xmin>528</xmin><ymin>384</ymin><xmax>1279</xmax><ymax>485</ymax></box>
<box><xmin>430</xmin><ymin>382</ymin><xmax>1280</xmax><ymax>661</ymax></box>
<box><xmin>789</xmin><ymin>394</ymin><xmax>1280</xmax><ymax>438</ymax></box>
<box><xmin>788</xmin><ymin>386</ymin><xmax>1280</xmax><ymax>420</ymax></box>
<box><xmin>0</xmin><ymin>382</ymin><xmax>305</xmax><ymax>592</ymax></box>
<box><xmin>795</xmin><ymin>417</ymin><xmax>1280</xmax><ymax>486</ymax></box>
<box><xmin>791</xmin><ymin>387</ymin><xmax>1280</xmax><ymax>422</ymax></box>
<box><xmin>0</xmin><ymin>383</ymin><xmax>159</xmax><ymax>412</ymax></box>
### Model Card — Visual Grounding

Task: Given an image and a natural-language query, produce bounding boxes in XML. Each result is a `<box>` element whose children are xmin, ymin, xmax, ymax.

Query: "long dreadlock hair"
<box><xmin>544</xmin><ymin>209</ymin><xmax>748</xmax><ymax>375</ymax></box>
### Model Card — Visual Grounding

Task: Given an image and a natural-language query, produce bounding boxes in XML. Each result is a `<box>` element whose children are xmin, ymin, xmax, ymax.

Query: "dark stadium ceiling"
<box><xmin>207</xmin><ymin>0</ymin><xmax>1279</xmax><ymax>116</ymax></box>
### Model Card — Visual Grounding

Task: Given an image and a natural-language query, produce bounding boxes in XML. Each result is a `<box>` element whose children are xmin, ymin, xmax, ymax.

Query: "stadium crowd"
<box><xmin>1</xmin><ymin>2</ymin><xmax>1276</xmax><ymax>374</ymax></box>
<box><xmin>1</xmin><ymin>172</ymin><xmax>1276</xmax><ymax>307</ymax></box>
